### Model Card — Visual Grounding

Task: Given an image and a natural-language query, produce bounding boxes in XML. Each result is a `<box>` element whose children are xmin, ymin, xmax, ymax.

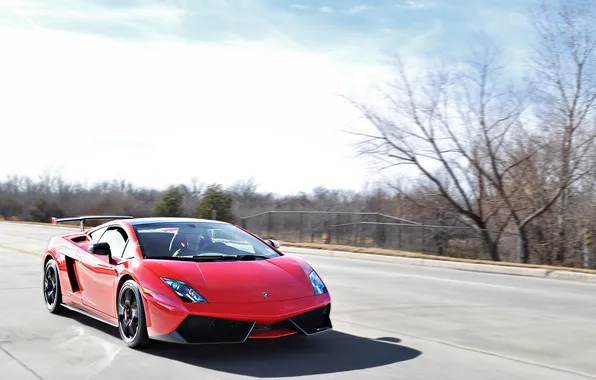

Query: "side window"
<box><xmin>121</xmin><ymin>240</ymin><xmax>137</xmax><ymax>260</ymax></box>
<box><xmin>97</xmin><ymin>228</ymin><xmax>128</xmax><ymax>259</ymax></box>
<box><xmin>89</xmin><ymin>227</ymin><xmax>108</xmax><ymax>243</ymax></box>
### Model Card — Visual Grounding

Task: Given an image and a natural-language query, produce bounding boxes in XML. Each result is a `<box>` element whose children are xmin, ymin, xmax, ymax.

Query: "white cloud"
<box><xmin>13</xmin><ymin>6</ymin><xmax>187</xmax><ymax>23</ymax></box>
<box><xmin>0</xmin><ymin>24</ymin><xmax>390</xmax><ymax>194</ymax></box>
<box><xmin>0</xmin><ymin>0</ymin><xmax>39</xmax><ymax>7</ymax></box>
<box><xmin>291</xmin><ymin>4</ymin><xmax>310</xmax><ymax>10</ymax></box>
<box><xmin>346</xmin><ymin>4</ymin><xmax>370</xmax><ymax>15</ymax></box>
<box><xmin>2</xmin><ymin>0</ymin><xmax>190</xmax><ymax>41</ymax></box>
<box><xmin>401</xmin><ymin>1</ymin><xmax>435</xmax><ymax>9</ymax></box>
<box><xmin>319</xmin><ymin>6</ymin><xmax>334</xmax><ymax>13</ymax></box>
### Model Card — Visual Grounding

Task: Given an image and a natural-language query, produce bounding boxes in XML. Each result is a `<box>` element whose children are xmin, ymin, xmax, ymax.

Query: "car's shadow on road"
<box><xmin>64</xmin><ymin>310</ymin><xmax>421</xmax><ymax>377</ymax></box>
<box><xmin>63</xmin><ymin>309</ymin><xmax>421</xmax><ymax>377</ymax></box>
<box><xmin>148</xmin><ymin>332</ymin><xmax>421</xmax><ymax>377</ymax></box>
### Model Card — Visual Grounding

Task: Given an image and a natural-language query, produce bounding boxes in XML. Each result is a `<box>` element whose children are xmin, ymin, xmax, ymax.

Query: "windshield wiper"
<box><xmin>192</xmin><ymin>254</ymin><xmax>270</xmax><ymax>261</ymax></box>
<box><xmin>236</xmin><ymin>255</ymin><xmax>271</xmax><ymax>260</ymax></box>
<box><xmin>192</xmin><ymin>254</ymin><xmax>240</xmax><ymax>261</ymax></box>
<box><xmin>148</xmin><ymin>254</ymin><xmax>271</xmax><ymax>261</ymax></box>
<box><xmin>149</xmin><ymin>255</ymin><xmax>196</xmax><ymax>260</ymax></box>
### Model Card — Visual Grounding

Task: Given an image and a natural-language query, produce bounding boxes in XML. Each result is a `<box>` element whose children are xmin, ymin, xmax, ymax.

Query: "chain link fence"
<box><xmin>241</xmin><ymin>211</ymin><xmax>519</xmax><ymax>261</ymax></box>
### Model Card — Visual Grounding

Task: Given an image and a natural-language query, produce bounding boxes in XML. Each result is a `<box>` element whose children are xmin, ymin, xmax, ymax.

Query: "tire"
<box><xmin>43</xmin><ymin>258</ymin><xmax>63</xmax><ymax>313</ymax></box>
<box><xmin>117</xmin><ymin>279</ymin><xmax>150</xmax><ymax>349</ymax></box>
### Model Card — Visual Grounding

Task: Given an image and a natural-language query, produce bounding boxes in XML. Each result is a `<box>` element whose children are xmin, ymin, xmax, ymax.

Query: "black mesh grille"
<box><xmin>289</xmin><ymin>304</ymin><xmax>332</xmax><ymax>335</ymax></box>
<box><xmin>253</xmin><ymin>319</ymin><xmax>295</xmax><ymax>331</ymax></box>
<box><xmin>176</xmin><ymin>315</ymin><xmax>255</xmax><ymax>343</ymax></box>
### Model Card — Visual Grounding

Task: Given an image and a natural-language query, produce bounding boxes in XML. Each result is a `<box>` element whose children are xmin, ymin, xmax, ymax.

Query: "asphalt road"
<box><xmin>1</xmin><ymin>222</ymin><xmax>596</xmax><ymax>380</ymax></box>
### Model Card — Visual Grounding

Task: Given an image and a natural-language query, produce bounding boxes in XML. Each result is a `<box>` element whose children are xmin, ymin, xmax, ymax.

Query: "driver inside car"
<box><xmin>171</xmin><ymin>227</ymin><xmax>212</xmax><ymax>256</ymax></box>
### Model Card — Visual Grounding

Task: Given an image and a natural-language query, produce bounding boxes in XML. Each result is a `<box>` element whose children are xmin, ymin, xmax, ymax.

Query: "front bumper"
<box><xmin>144</xmin><ymin>293</ymin><xmax>332</xmax><ymax>344</ymax></box>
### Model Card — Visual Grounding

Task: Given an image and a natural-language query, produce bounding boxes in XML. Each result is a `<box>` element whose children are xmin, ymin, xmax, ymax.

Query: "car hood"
<box><xmin>142</xmin><ymin>256</ymin><xmax>315</xmax><ymax>303</ymax></box>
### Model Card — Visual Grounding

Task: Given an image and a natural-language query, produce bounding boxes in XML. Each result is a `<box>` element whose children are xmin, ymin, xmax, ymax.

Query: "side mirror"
<box><xmin>90</xmin><ymin>242</ymin><xmax>111</xmax><ymax>256</ymax></box>
<box><xmin>266</xmin><ymin>239</ymin><xmax>281</xmax><ymax>249</ymax></box>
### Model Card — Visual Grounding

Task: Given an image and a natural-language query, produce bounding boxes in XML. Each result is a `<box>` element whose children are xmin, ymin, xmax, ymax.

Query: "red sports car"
<box><xmin>43</xmin><ymin>216</ymin><xmax>332</xmax><ymax>348</ymax></box>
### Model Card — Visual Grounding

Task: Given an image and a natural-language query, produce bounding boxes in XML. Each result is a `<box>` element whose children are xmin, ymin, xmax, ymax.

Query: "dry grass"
<box><xmin>279</xmin><ymin>241</ymin><xmax>596</xmax><ymax>275</ymax></box>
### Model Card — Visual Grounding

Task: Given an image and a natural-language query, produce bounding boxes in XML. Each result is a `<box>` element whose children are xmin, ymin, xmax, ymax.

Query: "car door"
<box><xmin>80</xmin><ymin>226</ymin><xmax>128</xmax><ymax>318</ymax></box>
<box><xmin>72</xmin><ymin>226</ymin><xmax>108</xmax><ymax>306</ymax></box>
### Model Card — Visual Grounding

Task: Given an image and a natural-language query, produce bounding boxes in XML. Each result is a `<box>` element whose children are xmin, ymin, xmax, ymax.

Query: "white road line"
<box><xmin>323</xmin><ymin>265</ymin><xmax>519</xmax><ymax>289</ymax></box>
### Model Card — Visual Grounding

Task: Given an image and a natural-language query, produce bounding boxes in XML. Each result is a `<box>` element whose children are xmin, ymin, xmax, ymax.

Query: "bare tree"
<box><xmin>448</xmin><ymin>35</ymin><xmax>584</xmax><ymax>264</ymax></box>
<box><xmin>530</xmin><ymin>0</ymin><xmax>596</xmax><ymax>263</ymax></box>
<box><xmin>347</xmin><ymin>35</ymin><xmax>528</xmax><ymax>261</ymax></box>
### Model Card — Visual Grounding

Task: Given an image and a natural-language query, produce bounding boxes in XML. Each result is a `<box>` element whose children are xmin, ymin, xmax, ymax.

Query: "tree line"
<box><xmin>0</xmin><ymin>174</ymin><xmax>410</xmax><ymax>229</ymax></box>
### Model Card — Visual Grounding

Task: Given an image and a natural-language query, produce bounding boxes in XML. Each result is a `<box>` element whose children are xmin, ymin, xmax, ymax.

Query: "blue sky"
<box><xmin>0</xmin><ymin>0</ymin><xmax>539</xmax><ymax>194</ymax></box>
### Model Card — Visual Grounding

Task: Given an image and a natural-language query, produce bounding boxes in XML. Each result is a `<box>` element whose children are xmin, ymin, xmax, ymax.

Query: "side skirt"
<box><xmin>61</xmin><ymin>303</ymin><xmax>119</xmax><ymax>327</ymax></box>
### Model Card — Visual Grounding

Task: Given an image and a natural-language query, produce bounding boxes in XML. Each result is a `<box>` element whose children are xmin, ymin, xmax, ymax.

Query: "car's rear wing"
<box><xmin>51</xmin><ymin>215</ymin><xmax>134</xmax><ymax>231</ymax></box>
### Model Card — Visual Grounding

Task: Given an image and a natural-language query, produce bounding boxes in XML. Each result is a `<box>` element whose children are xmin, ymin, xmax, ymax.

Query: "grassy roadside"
<box><xmin>278</xmin><ymin>241</ymin><xmax>596</xmax><ymax>275</ymax></box>
<box><xmin>4</xmin><ymin>220</ymin><xmax>595</xmax><ymax>275</ymax></box>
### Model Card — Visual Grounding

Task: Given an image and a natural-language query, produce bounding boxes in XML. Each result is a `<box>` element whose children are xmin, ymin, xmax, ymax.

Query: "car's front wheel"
<box><xmin>43</xmin><ymin>258</ymin><xmax>62</xmax><ymax>313</ymax></box>
<box><xmin>117</xmin><ymin>279</ymin><xmax>150</xmax><ymax>348</ymax></box>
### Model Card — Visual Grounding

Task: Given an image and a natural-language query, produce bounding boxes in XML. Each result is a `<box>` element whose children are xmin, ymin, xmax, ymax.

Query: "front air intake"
<box><xmin>289</xmin><ymin>304</ymin><xmax>332</xmax><ymax>335</ymax></box>
<box><xmin>175</xmin><ymin>315</ymin><xmax>255</xmax><ymax>343</ymax></box>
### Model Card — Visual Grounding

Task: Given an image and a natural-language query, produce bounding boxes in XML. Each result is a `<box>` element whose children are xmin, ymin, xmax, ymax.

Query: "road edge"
<box><xmin>281</xmin><ymin>246</ymin><xmax>596</xmax><ymax>284</ymax></box>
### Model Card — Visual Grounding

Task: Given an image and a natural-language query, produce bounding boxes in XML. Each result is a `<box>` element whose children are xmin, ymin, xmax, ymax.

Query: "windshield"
<box><xmin>132</xmin><ymin>221</ymin><xmax>281</xmax><ymax>261</ymax></box>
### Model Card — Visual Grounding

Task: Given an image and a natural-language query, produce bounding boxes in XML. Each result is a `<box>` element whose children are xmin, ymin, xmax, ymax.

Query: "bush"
<box><xmin>154</xmin><ymin>186</ymin><xmax>184</xmax><ymax>217</ymax></box>
<box><xmin>194</xmin><ymin>184</ymin><xmax>235</xmax><ymax>223</ymax></box>
<box><xmin>29</xmin><ymin>199</ymin><xmax>64</xmax><ymax>223</ymax></box>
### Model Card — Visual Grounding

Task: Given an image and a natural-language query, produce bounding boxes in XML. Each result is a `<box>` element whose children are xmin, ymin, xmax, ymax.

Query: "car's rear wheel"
<box><xmin>43</xmin><ymin>258</ymin><xmax>62</xmax><ymax>313</ymax></box>
<box><xmin>117</xmin><ymin>280</ymin><xmax>150</xmax><ymax>349</ymax></box>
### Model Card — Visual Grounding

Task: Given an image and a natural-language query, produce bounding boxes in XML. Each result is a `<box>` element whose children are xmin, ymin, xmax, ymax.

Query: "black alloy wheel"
<box><xmin>43</xmin><ymin>259</ymin><xmax>62</xmax><ymax>313</ymax></box>
<box><xmin>117</xmin><ymin>280</ymin><xmax>150</xmax><ymax>348</ymax></box>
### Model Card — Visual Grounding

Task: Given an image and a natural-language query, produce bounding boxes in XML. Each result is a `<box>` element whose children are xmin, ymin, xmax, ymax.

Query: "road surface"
<box><xmin>1</xmin><ymin>222</ymin><xmax>595</xmax><ymax>380</ymax></box>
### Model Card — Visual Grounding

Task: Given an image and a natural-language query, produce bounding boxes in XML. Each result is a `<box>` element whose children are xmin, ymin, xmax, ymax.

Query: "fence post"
<box><xmin>211</xmin><ymin>209</ymin><xmax>217</xmax><ymax>220</ymax></box>
<box><xmin>335</xmin><ymin>213</ymin><xmax>339</xmax><ymax>244</ymax></box>
<box><xmin>376</xmin><ymin>212</ymin><xmax>381</xmax><ymax>247</ymax></box>
<box><xmin>299</xmin><ymin>212</ymin><xmax>304</xmax><ymax>242</ymax></box>
<box><xmin>585</xmin><ymin>228</ymin><xmax>592</xmax><ymax>268</ymax></box>
<box><xmin>352</xmin><ymin>214</ymin><xmax>357</xmax><ymax>246</ymax></box>
<box><xmin>241</xmin><ymin>217</ymin><xmax>246</xmax><ymax>229</ymax></box>
<box><xmin>267</xmin><ymin>212</ymin><xmax>272</xmax><ymax>238</ymax></box>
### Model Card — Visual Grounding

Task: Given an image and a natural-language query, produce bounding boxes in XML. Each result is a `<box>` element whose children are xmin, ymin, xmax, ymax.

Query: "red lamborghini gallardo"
<box><xmin>42</xmin><ymin>216</ymin><xmax>332</xmax><ymax>348</ymax></box>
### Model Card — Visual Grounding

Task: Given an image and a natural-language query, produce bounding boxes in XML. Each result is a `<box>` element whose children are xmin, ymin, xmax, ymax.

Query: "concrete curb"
<box><xmin>545</xmin><ymin>270</ymin><xmax>596</xmax><ymax>283</ymax></box>
<box><xmin>281</xmin><ymin>246</ymin><xmax>596</xmax><ymax>284</ymax></box>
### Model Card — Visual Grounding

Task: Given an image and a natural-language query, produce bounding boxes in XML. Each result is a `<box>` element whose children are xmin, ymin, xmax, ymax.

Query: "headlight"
<box><xmin>308</xmin><ymin>270</ymin><xmax>328</xmax><ymax>295</ymax></box>
<box><xmin>161</xmin><ymin>277</ymin><xmax>207</xmax><ymax>303</ymax></box>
